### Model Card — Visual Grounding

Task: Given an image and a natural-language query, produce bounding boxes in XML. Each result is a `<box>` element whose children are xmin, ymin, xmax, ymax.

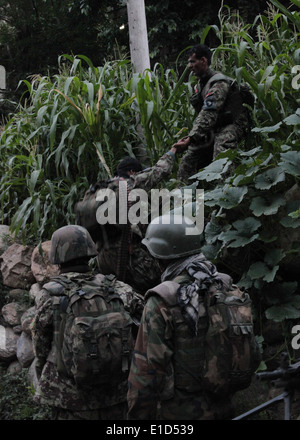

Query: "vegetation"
<box><xmin>0</xmin><ymin>0</ymin><xmax>299</xmax><ymax>418</ymax></box>
<box><xmin>0</xmin><ymin>0</ymin><xmax>274</xmax><ymax>95</ymax></box>
<box><xmin>0</xmin><ymin>366</ymin><xmax>51</xmax><ymax>420</ymax></box>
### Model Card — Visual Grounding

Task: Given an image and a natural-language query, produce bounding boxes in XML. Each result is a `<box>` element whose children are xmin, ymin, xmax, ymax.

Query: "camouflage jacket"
<box><xmin>31</xmin><ymin>270</ymin><xmax>144</xmax><ymax>411</ymax></box>
<box><xmin>95</xmin><ymin>151</ymin><xmax>176</xmax><ymax>292</ymax></box>
<box><xmin>127</xmin><ymin>270</ymin><xmax>233</xmax><ymax>420</ymax></box>
<box><xmin>129</xmin><ymin>151</ymin><xmax>175</xmax><ymax>192</ymax></box>
<box><xmin>188</xmin><ymin>69</ymin><xmax>248</xmax><ymax>144</ymax></box>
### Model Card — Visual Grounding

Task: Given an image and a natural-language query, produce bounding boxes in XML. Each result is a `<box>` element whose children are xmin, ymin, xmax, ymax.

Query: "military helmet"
<box><xmin>141</xmin><ymin>214</ymin><xmax>203</xmax><ymax>259</ymax></box>
<box><xmin>49</xmin><ymin>225</ymin><xmax>98</xmax><ymax>264</ymax></box>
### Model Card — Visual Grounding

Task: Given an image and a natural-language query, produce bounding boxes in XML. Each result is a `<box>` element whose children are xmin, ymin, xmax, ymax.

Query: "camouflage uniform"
<box><xmin>127</xmin><ymin>257</ymin><xmax>235</xmax><ymax>420</ymax></box>
<box><xmin>31</xmin><ymin>270</ymin><xmax>144</xmax><ymax>420</ymax></box>
<box><xmin>95</xmin><ymin>151</ymin><xmax>176</xmax><ymax>294</ymax></box>
<box><xmin>178</xmin><ymin>69</ymin><xmax>249</xmax><ymax>183</ymax></box>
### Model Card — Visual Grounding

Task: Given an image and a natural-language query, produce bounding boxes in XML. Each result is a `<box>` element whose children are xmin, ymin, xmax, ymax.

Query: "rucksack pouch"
<box><xmin>62</xmin><ymin>310</ymin><xmax>133</xmax><ymax>388</ymax></box>
<box><xmin>203</xmin><ymin>287</ymin><xmax>261</xmax><ymax>396</ymax></box>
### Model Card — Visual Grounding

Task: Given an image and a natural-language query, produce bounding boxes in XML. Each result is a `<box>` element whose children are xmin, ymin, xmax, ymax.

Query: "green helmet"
<box><xmin>142</xmin><ymin>214</ymin><xmax>203</xmax><ymax>259</ymax></box>
<box><xmin>49</xmin><ymin>225</ymin><xmax>98</xmax><ymax>264</ymax></box>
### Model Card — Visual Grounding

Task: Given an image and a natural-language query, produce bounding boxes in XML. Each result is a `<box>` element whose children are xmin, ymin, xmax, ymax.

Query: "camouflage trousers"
<box><xmin>52</xmin><ymin>401</ymin><xmax>127</xmax><ymax>420</ymax></box>
<box><xmin>177</xmin><ymin>123</ymin><xmax>245</xmax><ymax>184</ymax></box>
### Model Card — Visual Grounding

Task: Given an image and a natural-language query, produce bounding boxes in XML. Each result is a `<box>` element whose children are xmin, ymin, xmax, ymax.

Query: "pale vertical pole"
<box><xmin>126</xmin><ymin>0</ymin><xmax>150</xmax><ymax>74</ymax></box>
<box><xmin>126</xmin><ymin>0</ymin><xmax>151</xmax><ymax>165</ymax></box>
<box><xmin>0</xmin><ymin>66</ymin><xmax>6</xmax><ymax>98</ymax></box>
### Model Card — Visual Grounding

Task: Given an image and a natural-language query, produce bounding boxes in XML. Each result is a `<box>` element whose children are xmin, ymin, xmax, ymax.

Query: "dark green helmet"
<box><xmin>49</xmin><ymin>225</ymin><xmax>98</xmax><ymax>264</ymax></box>
<box><xmin>142</xmin><ymin>214</ymin><xmax>203</xmax><ymax>259</ymax></box>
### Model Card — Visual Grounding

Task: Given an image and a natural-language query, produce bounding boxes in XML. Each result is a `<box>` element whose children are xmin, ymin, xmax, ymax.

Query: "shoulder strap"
<box><xmin>201</xmin><ymin>73</ymin><xmax>233</xmax><ymax>99</ymax></box>
<box><xmin>145</xmin><ymin>281</ymin><xmax>181</xmax><ymax>306</ymax></box>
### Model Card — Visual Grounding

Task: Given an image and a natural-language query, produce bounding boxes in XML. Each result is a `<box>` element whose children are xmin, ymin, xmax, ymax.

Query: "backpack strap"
<box><xmin>201</xmin><ymin>72</ymin><xmax>233</xmax><ymax>100</ymax></box>
<box><xmin>145</xmin><ymin>281</ymin><xmax>181</xmax><ymax>306</ymax></box>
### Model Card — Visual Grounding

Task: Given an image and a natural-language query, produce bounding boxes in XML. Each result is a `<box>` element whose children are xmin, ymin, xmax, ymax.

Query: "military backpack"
<box><xmin>191</xmin><ymin>72</ymin><xmax>255</xmax><ymax>128</ymax></box>
<box><xmin>48</xmin><ymin>273</ymin><xmax>134</xmax><ymax>389</ymax></box>
<box><xmin>147</xmin><ymin>280</ymin><xmax>261</xmax><ymax>396</ymax></box>
<box><xmin>202</xmin><ymin>283</ymin><xmax>261</xmax><ymax>395</ymax></box>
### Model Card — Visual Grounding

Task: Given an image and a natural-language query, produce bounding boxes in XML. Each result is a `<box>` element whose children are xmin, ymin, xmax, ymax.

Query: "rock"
<box><xmin>21</xmin><ymin>306</ymin><xmax>36</xmax><ymax>335</ymax></box>
<box><xmin>29</xmin><ymin>283</ymin><xmax>44</xmax><ymax>307</ymax></box>
<box><xmin>31</xmin><ymin>241</ymin><xmax>59</xmax><ymax>284</ymax></box>
<box><xmin>0</xmin><ymin>325</ymin><xmax>19</xmax><ymax>361</ymax></box>
<box><xmin>0</xmin><ymin>224</ymin><xmax>13</xmax><ymax>256</ymax></box>
<box><xmin>1</xmin><ymin>302</ymin><xmax>27</xmax><ymax>326</ymax></box>
<box><xmin>7</xmin><ymin>288</ymin><xmax>28</xmax><ymax>301</ymax></box>
<box><xmin>1</xmin><ymin>243</ymin><xmax>35</xmax><ymax>288</ymax></box>
<box><xmin>12</xmin><ymin>325</ymin><xmax>22</xmax><ymax>335</ymax></box>
<box><xmin>16</xmin><ymin>331</ymin><xmax>34</xmax><ymax>367</ymax></box>
<box><xmin>7</xmin><ymin>360</ymin><xmax>22</xmax><ymax>375</ymax></box>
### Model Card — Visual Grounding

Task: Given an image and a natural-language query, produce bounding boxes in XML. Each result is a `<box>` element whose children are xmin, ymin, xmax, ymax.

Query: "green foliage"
<box><xmin>0</xmin><ymin>0</ymin><xmax>299</xmax><ymax>337</ymax></box>
<box><xmin>192</xmin><ymin>1</ymin><xmax>300</xmax><ymax>330</ymax></box>
<box><xmin>0</xmin><ymin>55</ymin><xmax>192</xmax><ymax>242</ymax></box>
<box><xmin>0</xmin><ymin>367</ymin><xmax>51</xmax><ymax>420</ymax></box>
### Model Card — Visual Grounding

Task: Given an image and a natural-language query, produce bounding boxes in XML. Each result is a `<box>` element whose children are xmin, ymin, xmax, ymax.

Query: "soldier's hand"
<box><xmin>172</xmin><ymin>136</ymin><xmax>191</xmax><ymax>153</ymax></box>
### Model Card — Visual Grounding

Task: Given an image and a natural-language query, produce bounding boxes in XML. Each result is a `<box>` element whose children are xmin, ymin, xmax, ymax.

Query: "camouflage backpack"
<box><xmin>147</xmin><ymin>280</ymin><xmax>261</xmax><ymax>396</ymax></box>
<box><xmin>202</xmin><ymin>283</ymin><xmax>261</xmax><ymax>396</ymax></box>
<box><xmin>49</xmin><ymin>273</ymin><xmax>134</xmax><ymax>389</ymax></box>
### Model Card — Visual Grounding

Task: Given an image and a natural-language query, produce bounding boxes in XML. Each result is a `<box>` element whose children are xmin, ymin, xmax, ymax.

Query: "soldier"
<box><xmin>31</xmin><ymin>225</ymin><xmax>144</xmax><ymax>420</ymax></box>
<box><xmin>76</xmin><ymin>146</ymin><xmax>179</xmax><ymax>294</ymax></box>
<box><xmin>127</xmin><ymin>215</ymin><xmax>259</xmax><ymax>420</ymax></box>
<box><xmin>174</xmin><ymin>44</ymin><xmax>250</xmax><ymax>183</ymax></box>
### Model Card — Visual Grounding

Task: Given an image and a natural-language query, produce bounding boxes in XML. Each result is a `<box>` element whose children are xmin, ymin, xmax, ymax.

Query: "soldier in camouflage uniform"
<box><xmin>76</xmin><ymin>146</ymin><xmax>179</xmax><ymax>294</ymax></box>
<box><xmin>127</xmin><ymin>215</ymin><xmax>236</xmax><ymax>420</ymax></box>
<box><xmin>174</xmin><ymin>44</ymin><xmax>249</xmax><ymax>183</ymax></box>
<box><xmin>31</xmin><ymin>225</ymin><xmax>144</xmax><ymax>420</ymax></box>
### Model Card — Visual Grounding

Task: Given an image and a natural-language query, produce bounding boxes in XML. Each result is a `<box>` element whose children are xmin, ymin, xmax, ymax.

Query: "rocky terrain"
<box><xmin>0</xmin><ymin>225</ymin><xmax>59</xmax><ymax>390</ymax></box>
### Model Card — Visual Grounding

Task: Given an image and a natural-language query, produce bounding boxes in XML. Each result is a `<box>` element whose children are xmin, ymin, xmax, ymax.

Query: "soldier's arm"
<box><xmin>188</xmin><ymin>80</ymin><xmax>231</xmax><ymax>144</ymax></box>
<box><xmin>30</xmin><ymin>291</ymin><xmax>53</xmax><ymax>368</ymax></box>
<box><xmin>127</xmin><ymin>295</ymin><xmax>174</xmax><ymax>420</ymax></box>
<box><xmin>131</xmin><ymin>148</ymin><xmax>176</xmax><ymax>192</ymax></box>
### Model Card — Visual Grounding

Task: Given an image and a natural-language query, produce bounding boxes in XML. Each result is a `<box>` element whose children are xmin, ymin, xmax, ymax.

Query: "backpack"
<box><xmin>147</xmin><ymin>280</ymin><xmax>261</xmax><ymax>397</ymax></box>
<box><xmin>50</xmin><ymin>273</ymin><xmax>134</xmax><ymax>389</ymax></box>
<box><xmin>75</xmin><ymin>179</ymin><xmax>120</xmax><ymax>244</ymax></box>
<box><xmin>192</xmin><ymin>72</ymin><xmax>255</xmax><ymax>128</ymax></box>
<box><xmin>202</xmin><ymin>284</ymin><xmax>261</xmax><ymax>396</ymax></box>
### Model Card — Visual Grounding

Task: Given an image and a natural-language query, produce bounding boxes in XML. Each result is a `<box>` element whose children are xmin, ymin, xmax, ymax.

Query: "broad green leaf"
<box><xmin>279</xmin><ymin>151</ymin><xmax>300</xmax><ymax>176</ymax></box>
<box><xmin>265</xmin><ymin>296</ymin><xmax>300</xmax><ymax>322</ymax></box>
<box><xmin>247</xmin><ymin>261</ymin><xmax>269</xmax><ymax>279</ymax></box>
<box><xmin>264</xmin><ymin>248</ymin><xmax>285</xmax><ymax>266</ymax></box>
<box><xmin>250</xmin><ymin>194</ymin><xmax>285</xmax><ymax>216</ymax></box>
<box><xmin>247</xmin><ymin>261</ymin><xmax>279</xmax><ymax>282</ymax></box>
<box><xmin>254</xmin><ymin>167</ymin><xmax>285</xmax><ymax>190</ymax></box>
<box><xmin>191</xmin><ymin>158</ymin><xmax>231</xmax><ymax>182</ymax></box>
<box><xmin>218</xmin><ymin>186</ymin><xmax>248</xmax><ymax>209</ymax></box>
<box><xmin>252</xmin><ymin>122</ymin><xmax>282</xmax><ymax>133</ymax></box>
<box><xmin>218</xmin><ymin>217</ymin><xmax>261</xmax><ymax>248</ymax></box>
<box><xmin>204</xmin><ymin>213</ymin><xmax>230</xmax><ymax>244</ymax></box>
<box><xmin>280</xmin><ymin>215</ymin><xmax>300</xmax><ymax>228</ymax></box>
<box><xmin>283</xmin><ymin>113</ymin><xmax>300</xmax><ymax>125</ymax></box>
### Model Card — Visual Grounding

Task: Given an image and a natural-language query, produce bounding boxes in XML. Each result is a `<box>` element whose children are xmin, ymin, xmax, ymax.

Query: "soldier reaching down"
<box><xmin>174</xmin><ymin>44</ymin><xmax>252</xmax><ymax>183</ymax></box>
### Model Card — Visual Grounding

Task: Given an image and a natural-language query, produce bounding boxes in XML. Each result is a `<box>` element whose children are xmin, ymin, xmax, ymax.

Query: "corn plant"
<box><xmin>0</xmin><ymin>54</ymin><xmax>193</xmax><ymax>242</ymax></box>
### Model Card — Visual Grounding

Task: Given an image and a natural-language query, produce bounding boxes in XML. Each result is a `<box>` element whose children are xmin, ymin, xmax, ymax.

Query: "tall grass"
<box><xmin>0</xmin><ymin>55</ymin><xmax>192</xmax><ymax>242</ymax></box>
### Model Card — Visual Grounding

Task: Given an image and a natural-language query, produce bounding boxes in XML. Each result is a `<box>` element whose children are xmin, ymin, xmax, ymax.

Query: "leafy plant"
<box><xmin>191</xmin><ymin>1</ymin><xmax>300</xmax><ymax>343</ymax></box>
<box><xmin>0</xmin><ymin>367</ymin><xmax>51</xmax><ymax>420</ymax></box>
